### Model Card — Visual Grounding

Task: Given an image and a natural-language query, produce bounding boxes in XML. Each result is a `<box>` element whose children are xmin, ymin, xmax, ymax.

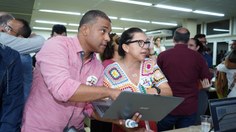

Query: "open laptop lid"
<box><xmin>93</xmin><ymin>91</ymin><xmax>183</xmax><ymax>121</ymax></box>
<box><xmin>209</xmin><ymin>97</ymin><xmax>236</xmax><ymax>132</ymax></box>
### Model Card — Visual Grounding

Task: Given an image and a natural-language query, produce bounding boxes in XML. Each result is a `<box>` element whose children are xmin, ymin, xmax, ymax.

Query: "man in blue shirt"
<box><xmin>194</xmin><ymin>34</ymin><xmax>213</xmax><ymax>68</ymax></box>
<box><xmin>5</xmin><ymin>18</ymin><xmax>33</xmax><ymax>102</ymax></box>
<box><xmin>0</xmin><ymin>44</ymin><xmax>23</xmax><ymax>131</ymax></box>
<box><xmin>0</xmin><ymin>12</ymin><xmax>24</xmax><ymax>132</ymax></box>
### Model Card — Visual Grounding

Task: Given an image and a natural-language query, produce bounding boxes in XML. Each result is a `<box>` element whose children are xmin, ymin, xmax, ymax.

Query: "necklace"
<box><xmin>123</xmin><ymin>60</ymin><xmax>138</xmax><ymax>78</ymax></box>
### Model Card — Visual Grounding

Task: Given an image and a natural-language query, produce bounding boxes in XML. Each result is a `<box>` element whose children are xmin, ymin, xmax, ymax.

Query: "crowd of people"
<box><xmin>0</xmin><ymin>9</ymin><xmax>235</xmax><ymax>132</ymax></box>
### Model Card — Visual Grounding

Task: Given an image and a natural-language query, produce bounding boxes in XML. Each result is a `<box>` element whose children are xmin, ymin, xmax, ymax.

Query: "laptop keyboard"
<box><xmin>97</xmin><ymin>105</ymin><xmax>109</xmax><ymax>113</ymax></box>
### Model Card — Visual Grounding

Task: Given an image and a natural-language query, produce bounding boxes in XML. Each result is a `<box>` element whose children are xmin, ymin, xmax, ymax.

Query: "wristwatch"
<box><xmin>152</xmin><ymin>85</ymin><xmax>161</xmax><ymax>94</ymax></box>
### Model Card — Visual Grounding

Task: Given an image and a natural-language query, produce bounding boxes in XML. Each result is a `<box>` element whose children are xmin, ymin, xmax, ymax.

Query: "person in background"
<box><xmin>0</xmin><ymin>12</ymin><xmax>45</xmax><ymax>54</ymax></box>
<box><xmin>216</xmin><ymin>40</ymin><xmax>236</xmax><ymax>98</ymax></box>
<box><xmin>104</xmin><ymin>27</ymin><xmax>173</xmax><ymax>132</ymax></box>
<box><xmin>157</xmin><ymin>28</ymin><xmax>212</xmax><ymax>131</ymax></box>
<box><xmin>223</xmin><ymin>40</ymin><xmax>236</xmax><ymax>60</ymax></box>
<box><xmin>21</xmin><ymin>10</ymin><xmax>142</xmax><ymax>132</ymax></box>
<box><xmin>100</xmin><ymin>33</ymin><xmax>121</xmax><ymax>68</ymax></box>
<box><xmin>49</xmin><ymin>24</ymin><xmax>67</xmax><ymax>38</ymax></box>
<box><xmin>216</xmin><ymin>61</ymin><xmax>236</xmax><ymax>98</ymax></box>
<box><xmin>33</xmin><ymin>24</ymin><xmax>67</xmax><ymax>67</ymax></box>
<box><xmin>187</xmin><ymin>38</ymin><xmax>204</xmax><ymax>53</ymax></box>
<box><xmin>4</xmin><ymin>18</ymin><xmax>33</xmax><ymax>103</ymax></box>
<box><xmin>0</xmin><ymin>43</ymin><xmax>23</xmax><ymax>132</ymax></box>
<box><xmin>194</xmin><ymin>34</ymin><xmax>213</xmax><ymax>68</ymax></box>
<box><xmin>188</xmin><ymin>38</ymin><xmax>212</xmax><ymax>125</ymax></box>
<box><xmin>0</xmin><ymin>12</ymin><xmax>24</xmax><ymax>132</ymax></box>
<box><xmin>153</xmin><ymin>37</ymin><xmax>166</xmax><ymax>56</ymax></box>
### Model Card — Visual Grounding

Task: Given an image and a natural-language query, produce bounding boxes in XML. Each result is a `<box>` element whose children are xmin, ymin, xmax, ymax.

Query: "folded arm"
<box><xmin>0</xmin><ymin>32</ymin><xmax>45</xmax><ymax>54</ymax></box>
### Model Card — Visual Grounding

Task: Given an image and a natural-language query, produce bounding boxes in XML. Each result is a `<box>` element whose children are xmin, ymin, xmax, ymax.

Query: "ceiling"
<box><xmin>1</xmin><ymin>0</ymin><xmax>236</xmax><ymax>34</ymax></box>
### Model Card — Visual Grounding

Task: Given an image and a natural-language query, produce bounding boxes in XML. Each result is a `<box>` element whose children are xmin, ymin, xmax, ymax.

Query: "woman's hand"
<box><xmin>146</xmin><ymin>88</ymin><xmax>158</xmax><ymax>95</ymax></box>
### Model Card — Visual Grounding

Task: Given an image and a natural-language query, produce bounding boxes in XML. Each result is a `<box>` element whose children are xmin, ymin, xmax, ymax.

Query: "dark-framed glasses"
<box><xmin>126</xmin><ymin>40</ymin><xmax>150</xmax><ymax>48</ymax></box>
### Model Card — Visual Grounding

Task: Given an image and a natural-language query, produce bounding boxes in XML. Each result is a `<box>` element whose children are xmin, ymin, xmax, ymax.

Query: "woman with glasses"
<box><xmin>103</xmin><ymin>27</ymin><xmax>172</xmax><ymax>132</ymax></box>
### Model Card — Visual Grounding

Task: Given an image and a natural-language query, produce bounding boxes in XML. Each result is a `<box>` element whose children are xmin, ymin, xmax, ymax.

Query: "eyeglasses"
<box><xmin>4</xmin><ymin>24</ymin><xmax>18</xmax><ymax>34</ymax></box>
<box><xmin>126</xmin><ymin>40</ymin><xmax>150</xmax><ymax>48</ymax></box>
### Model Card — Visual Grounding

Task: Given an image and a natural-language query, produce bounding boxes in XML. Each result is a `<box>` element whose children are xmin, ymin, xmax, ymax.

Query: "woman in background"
<box><xmin>188</xmin><ymin>38</ymin><xmax>212</xmax><ymax>125</ymax></box>
<box><xmin>100</xmin><ymin>33</ymin><xmax>121</xmax><ymax>68</ymax></box>
<box><xmin>153</xmin><ymin>37</ymin><xmax>166</xmax><ymax>56</ymax></box>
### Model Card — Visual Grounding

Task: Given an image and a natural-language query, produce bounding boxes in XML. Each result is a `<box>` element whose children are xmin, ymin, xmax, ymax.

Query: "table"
<box><xmin>163</xmin><ymin>125</ymin><xmax>200</xmax><ymax>132</ymax></box>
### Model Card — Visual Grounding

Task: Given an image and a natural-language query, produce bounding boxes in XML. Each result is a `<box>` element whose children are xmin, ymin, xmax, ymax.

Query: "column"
<box><xmin>182</xmin><ymin>19</ymin><xmax>198</xmax><ymax>38</ymax></box>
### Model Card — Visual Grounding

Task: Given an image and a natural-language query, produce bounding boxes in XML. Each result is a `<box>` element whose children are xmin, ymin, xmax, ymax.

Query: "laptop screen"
<box><xmin>209</xmin><ymin>97</ymin><xmax>236</xmax><ymax>132</ymax></box>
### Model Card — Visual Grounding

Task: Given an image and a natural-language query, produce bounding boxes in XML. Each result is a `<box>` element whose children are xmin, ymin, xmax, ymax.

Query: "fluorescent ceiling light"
<box><xmin>124</xmin><ymin>28</ymin><xmax>146</xmax><ymax>31</ymax></box>
<box><xmin>193</xmin><ymin>10</ymin><xmax>224</xmax><ymax>17</ymax></box>
<box><xmin>116</xmin><ymin>32</ymin><xmax>122</xmax><ymax>35</ymax></box>
<box><xmin>33</xmin><ymin>27</ymin><xmax>51</xmax><ymax>31</ymax></box>
<box><xmin>67</xmin><ymin>29</ymin><xmax>78</xmax><ymax>32</ymax></box>
<box><xmin>68</xmin><ymin>23</ymin><xmax>79</xmax><ymax>27</ymax></box>
<box><xmin>35</xmin><ymin>20</ymin><xmax>67</xmax><ymax>25</ymax></box>
<box><xmin>155</xmin><ymin>4</ymin><xmax>192</xmax><ymax>12</ymax></box>
<box><xmin>146</xmin><ymin>31</ymin><xmax>160</xmax><ymax>35</ymax></box>
<box><xmin>39</xmin><ymin>9</ymin><xmax>81</xmax><ymax>15</ymax></box>
<box><xmin>109</xmin><ymin>16</ymin><xmax>118</xmax><ymax>20</ymax></box>
<box><xmin>151</xmin><ymin>21</ymin><xmax>177</xmax><ymax>26</ymax></box>
<box><xmin>33</xmin><ymin>26</ymin><xmax>77</xmax><ymax>33</ymax></box>
<box><xmin>110</xmin><ymin>0</ymin><xmax>152</xmax><ymax>6</ymax></box>
<box><xmin>142</xmin><ymin>29</ymin><xmax>147</xmax><ymax>32</ymax></box>
<box><xmin>120</xmin><ymin>18</ymin><xmax>150</xmax><ymax>23</ymax></box>
<box><xmin>112</xmin><ymin>27</ymin><xmax>124</xmax><ymax>30</ymax></box>
<box><xmin>213</xmin><ymin>28</ymin><xmax>229</xmax><ymax>32</ymax></box>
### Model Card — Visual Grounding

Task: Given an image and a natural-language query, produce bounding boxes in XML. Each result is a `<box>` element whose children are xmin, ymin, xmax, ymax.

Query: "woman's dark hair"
<box><xmin>100</xmin><ymin>33</ymin><xmax>118</xmax><ymax>61</ymax></box>
<box><xmin>118</xmin><ymin>27</ymin><xmax>143</xmax><ymax>57</ymax></box>
<box><xmin>194</xmin><ymin>34</ymin><xmax>206</xmax><ymax>39</ymax></box>
<box><xmin>190</xmin><ymin>38</ymin><xmax>204</xmax><ymax>53</ymax></box>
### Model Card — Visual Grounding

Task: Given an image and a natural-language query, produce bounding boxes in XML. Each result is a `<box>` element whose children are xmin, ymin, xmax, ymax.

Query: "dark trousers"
<box><xmin>157</xmin><ymin>113</ymin><xmax>197</xmax><ymax>132</ymax></box>
<box><xmin>91</xmin><ymin>120</ymin><xmax>112</xmax><ymax>132</ymax></box>
<box><xmin>196</xmin><ymin>90</ymin><xmax>209</xmax><ymax>125</ymax></box>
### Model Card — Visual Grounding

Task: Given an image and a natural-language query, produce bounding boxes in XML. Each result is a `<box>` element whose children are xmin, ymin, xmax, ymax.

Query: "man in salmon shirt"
<box><xmin>21</xmin><ymin>10</ymin><xmax>141</xmax><ymax>132</ymax></box>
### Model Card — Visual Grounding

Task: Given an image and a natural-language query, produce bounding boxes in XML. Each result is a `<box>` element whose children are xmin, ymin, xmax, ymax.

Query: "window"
<box><xmin>197</xmin><ymin>24</ymin><xmax>201</xmax><ymax>34</ymax></box>
<box><xmin>206</xmin><ymin>19</ymin><xmax>230</xmax><ymax>35</ymax></box>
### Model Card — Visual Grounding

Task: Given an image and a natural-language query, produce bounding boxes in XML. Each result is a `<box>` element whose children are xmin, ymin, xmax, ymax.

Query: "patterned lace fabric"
<box><xmin>104</xmin><ymin>58</ymin><xmax>168</xmax><ymax>93</ymax></box>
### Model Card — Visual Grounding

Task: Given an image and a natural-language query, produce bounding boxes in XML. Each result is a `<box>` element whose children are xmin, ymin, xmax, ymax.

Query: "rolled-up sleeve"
<box><xmin>36</xmin><ymin>38</ymin><xmax>80</xmax><ymax>102</ymax></box>
<box><xmin>0</xmin><ymin>33</ymin><xmax>45</xmax><ymax>54</ymax></box>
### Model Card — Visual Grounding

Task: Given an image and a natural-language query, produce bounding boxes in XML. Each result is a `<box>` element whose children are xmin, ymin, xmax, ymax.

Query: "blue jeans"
<box><xmin>157</xmin><ymin>113</ymin><xmax>197</xmax><ymax>131</ymax></box>
<box><xmin>20</xmin><ymin>54</ymin><xmax>33</xmax><ymax>103</ymax></box>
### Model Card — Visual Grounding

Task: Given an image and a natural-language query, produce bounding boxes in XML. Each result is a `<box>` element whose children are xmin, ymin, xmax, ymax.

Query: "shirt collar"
<box><xmin>174</xmin><ymin>44</ymin><xmax>187</xmax><ymax>48</ymax></box>
<box><xmin>73</xmin><ymin>36</ymin><xmax>95</xmax><ymax>60</ymax></box>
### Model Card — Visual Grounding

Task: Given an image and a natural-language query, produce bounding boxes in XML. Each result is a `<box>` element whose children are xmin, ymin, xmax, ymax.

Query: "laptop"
<box><xmin>92</xmin><ymin>91</ymin><xmax>183</xmax><ymax>121</ymax></box>
<box><xmin>209</xmin><ymin>97</ymin><xmax>236</xmax><ymax>132</ymax></box>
